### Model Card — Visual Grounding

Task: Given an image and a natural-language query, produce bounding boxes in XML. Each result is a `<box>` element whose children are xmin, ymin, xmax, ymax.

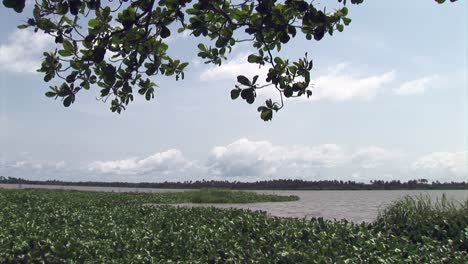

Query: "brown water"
<box><xmin>1</xmin><ymin>184</ymin><xmax>466</xmax><ymax>222</ymax></box>
<box><xmin>175</xmin><ymin>190</ymin><xmax>467</xmax><ymax>223</ymax></box>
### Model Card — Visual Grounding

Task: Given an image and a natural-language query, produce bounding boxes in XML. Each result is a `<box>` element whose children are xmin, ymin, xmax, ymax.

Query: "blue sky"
<box><xmin>0</xmin><ymin>0</ymin><xmax>466</xmax><ymax>182</ymax></box>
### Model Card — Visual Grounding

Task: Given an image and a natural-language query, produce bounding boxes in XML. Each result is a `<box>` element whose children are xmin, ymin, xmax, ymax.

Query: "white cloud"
<box><xmin>394</xmin><ymin>75</ymin><xmax>438</xmax><ymax>95</ymax></box>
<box><xmin>351</xmin><ymin>146</ymin><xmax>402</xmax><ymax>169</ymax></box>
<box><xmin>312</xmin><ymin>63</ymin><xmax>396</xmax><ymax>101</ymax></box>
<box><xmin>12</xmin><ymin>160</ymin><xmax>45</xmax><ymax>170</ymax></box>
<box><xmin>0</xmin><ymin>29</ymin><xmax>55</xmax><ymax>74</ymax></box>
<box><xmin>200</xmin><ymin>59</ymin><xmax>396</xmax><ymax>102</ymax></box>
<box><xmin>207</xmin><ymin>138</ymin><xmax>399</xmax><ymax>180</ymax></box>
<box><xmin>2</xmin><ymin>143</ymin><xmax>466</xmax><ymax>183</ymax></box>
<box><xmin>1</xmin><ymin>158</ymin><xmax>72</xmax><ymax>181</ymax></box>
<box><xmin>411</xmin><ymin>151</ymin><xmax>467</xmax><ymax>180</ymax></box>
<box><xmin>88</xmin><ymin>149</ymin><xmax>192</xmax><ymax>176</ymax></box>
<box><xmin>55</xmin><ymin>161</ymin><xmax>67</xmax><ymax>170</ymax></box>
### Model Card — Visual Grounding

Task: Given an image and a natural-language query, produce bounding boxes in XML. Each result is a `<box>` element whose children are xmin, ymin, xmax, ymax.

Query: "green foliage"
<box><xmin>2</xmin><ymin>0</ymin><xmax>25</xmax><ymax>13</ymax></box>
<box><xmin>1</xmin><ymin>0</ymin><xmax>457</xmax><ymax>120</ymax></box>
<box><xmin>168</xmin><ymin>188</ymin><xmax>299</xmax><ymax>203</ymax></box>
<box><xmin>373</xmin><ymin>194</ymin><xmax>468</xmax><ymax>251</ymax></box>
<box><xmin>0</xmin><ymin>189</ymin><xmax>466</xmax><ymax>263</ymax></box>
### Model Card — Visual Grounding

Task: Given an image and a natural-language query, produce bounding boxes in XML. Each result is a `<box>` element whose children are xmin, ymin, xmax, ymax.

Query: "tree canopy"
<box><xmin>2</xmin><ymin>0</ymin><xmax>458</xmax><ymax>120</ymax></box>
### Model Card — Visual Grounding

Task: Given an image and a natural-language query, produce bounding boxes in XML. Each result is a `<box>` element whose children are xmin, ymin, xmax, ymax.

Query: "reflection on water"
<box><xmin>1</xmin><ymin>184</ymin><xmax>466</xmax><ymax>222</ymax></box>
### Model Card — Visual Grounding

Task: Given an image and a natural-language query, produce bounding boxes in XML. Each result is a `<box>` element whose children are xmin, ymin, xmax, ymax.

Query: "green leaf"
<box><xmin>63</xmin><ymin>40</ymin><xmax>74</xmax><ymax>52</ymax></box>
<box><xmin>341</xmin><ymin>7</ymin><xmax>349</xmax><ymax>16</ymax></box>
<box><xmin>342</xmin><ymin>17</ymin><xmax>352</xmax><ymax>26</ymax></box>
<box><xmin>145</xmin><ymin>91</ymin><xmax>152</xmax><ymax>101</ymax></box>
<box><xmin>93</xmin><ymin>47</ymin><xmax>106</xmax><ymax>63</ymax></box>
<box><xmin>88</xmin><ymin>18</ymin><xmax>100</xmax><ymax>28</ymax></box>
<box><xmin>160</xmin><ymin>26</ymin><xmax>171</xmax><ymax>39</ymax></box>
<box><xmin>17</xmin><ymin>24</ymin><xmax>28</xmax><ymax>29</ymax></box>
<box><xmin>237</xmin><ymin>75</ymin><xmax>251</xmax><ymax>86</ymax></box>
<box><xmin>37</xmin><ymin>18</ymin><xmax>56</xmax><ymax>31</ymax></box>
<box><xmin>274</xmin><ymin>57</ymin><xmax>284</xmax><ymax>65</ymax></box>
<box><xmin>63</xmin><ymin>95</ymin><xmax>74</xmax><ymax>107</ymax></box>
<box><xmin>3</xmin><ymin>0</ymin><xmax>25</xmax><ymax>13</ymax></box>
<box><xmin>45</xmin><ymin>91</ymin><xmax>56</xmax><ymax>98</ymax></box>
<box><xmin>260</xmin><ymin>109</ymin><xmax>273</xmax><ymax>121</ymax></box>
<box><xmin>314</xmin><ymin>27</ymin><xmax>325</xmax><ymax>41</ymax></box>
<box><xmin>69</xmin><ymin>0</ymin><xmax>80</xmax><ymax>16</ymax></box>
<box><xmin>55</xmin><ymin>34</ymin><xmax>64</xmax><ymax>44</ymax></box>
<box><xmin>247</xmin><ymin>55</ymin><xmax>260</xmax><ymax>63</ymax></box>
<box><xmin>279</xmin><ymin>32</ymin><xmax>290</xmax><ymax>44</ymax></box>
<box><xmin>230</xmin><ymin>89</ymin><xmax>240</xmax><ymax>100</ymax></box>
<box><xmin>57</xmin><ymin>2</ymin><xmax>69</xmax><ymax>15</ymax></box>
<box><xmin>241</xmin><ymin>88</ymin><xmax>255</xmax><ymax>104</ymax></box>
<box><xmin>337</xmin><ymin>24</ymin><xmax>344</xmax><ymax>32</ymax></box>
<box><xmin>62</xmin><ymin>16</ymin><xmax>74</xmax><ymax>26</ymax></box>
<box><xmin>284</xmin><ymin>87</ymin><xmax>293</xmax><ymax>98</ymax></box>
<box><xmin>66</xmin><ymin>72</ymin><xmax>78</xmax><ymax>83</ymax></box>
<box><xmin>215</xmin><ymin>37</ymin><xmax>229</xmax><ymax>48</ymax></box>
<box><xmin>58</xmin><ymin>50</ymin><xmax>73</xmax><ymax>57</ymax></box>
<box><xmin>252</xmin><ymin>75</ymin><xmax>259</xmax><ymax>85</ymax></box>
<box><xmin>197</xmin><ymin>44</ymin><xmax>207</xmax><ymax>52</ymax></box>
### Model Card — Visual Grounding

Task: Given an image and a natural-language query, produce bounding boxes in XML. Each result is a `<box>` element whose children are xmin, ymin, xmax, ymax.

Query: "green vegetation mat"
<box><xmin>148</xmin><ymin>188</ymin><xmax>300</xmax><ymax>203</ymax></box>
<box><xmin>0</xmin><ymin>189</ymin><xmax>466</xmax><ymax>263</ymax></box>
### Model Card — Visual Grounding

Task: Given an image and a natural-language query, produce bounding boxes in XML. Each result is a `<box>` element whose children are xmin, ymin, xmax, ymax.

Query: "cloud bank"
<box><xmin>3</xmin><ymin>139</ymin><xmax>465</xmax><ymax>183</ymax></box>
<box><xmin>411</xmin><ymin>151</ymin><xmax>467</xmax><ymax>181</ymax></box>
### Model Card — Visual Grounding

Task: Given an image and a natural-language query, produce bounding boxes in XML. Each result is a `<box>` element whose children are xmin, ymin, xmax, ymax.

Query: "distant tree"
<box><xmin>2</xmin><ymin>0</ymin><xmax>458</xmax><ymax>120</ymax></box>
<box><xmin>418</xmin><ymin>178</ymin><xmax>429</xmax><ymax>184</ymax></box>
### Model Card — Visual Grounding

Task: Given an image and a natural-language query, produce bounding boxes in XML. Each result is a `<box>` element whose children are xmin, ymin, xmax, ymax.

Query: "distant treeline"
<box><xmin>0</xmin><ymin>176</ymin><xmax>466</xmax><ymax>190</ymax></box>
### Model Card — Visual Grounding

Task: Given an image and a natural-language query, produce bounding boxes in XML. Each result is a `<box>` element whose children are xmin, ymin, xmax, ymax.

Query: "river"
<box><xmin>1</xmin><ymin>184</ymin><xmax>466</xmax><ymax>222</ymax></box>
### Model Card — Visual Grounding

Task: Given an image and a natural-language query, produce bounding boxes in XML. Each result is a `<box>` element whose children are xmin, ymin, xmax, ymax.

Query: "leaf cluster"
<box><xmin>0</xmin><ymin>189</ymin><xmax>466</xmax><ymax>263</ymax></box>
<box><xmin>2</xmin><ymin>0</ymin><xmax>459</xmax><ymax>119</ymax></box>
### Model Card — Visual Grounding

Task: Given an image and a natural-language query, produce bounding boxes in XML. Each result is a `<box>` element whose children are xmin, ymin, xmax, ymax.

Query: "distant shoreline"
<box><xmin>1</xmin><ymin>184</ymin><xmax>466</xmax><ymax>193</ymax></box>
<box><xmin>1</xmin><ymin>177</ymin><xmax>466</xmax><ymax>191</ymax></box>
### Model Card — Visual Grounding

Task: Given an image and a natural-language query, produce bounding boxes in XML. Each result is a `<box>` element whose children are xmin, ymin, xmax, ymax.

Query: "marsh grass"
<box><xmin>170</xmin><ymin>188</ymin><xmax>299</xmax><ymax>203</ymax></box>
<box><xmin>374</xmin><ymin>194</ymin><xmax>468</xmax><ymax>251</ymax></box>
<box><xmin>2</xmin><ymin>188</ymin><xmax>299</xmax><ymax>204</ymax></box>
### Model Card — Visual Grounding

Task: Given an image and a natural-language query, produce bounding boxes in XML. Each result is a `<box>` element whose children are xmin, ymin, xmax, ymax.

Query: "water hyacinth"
<box><xmin>0</xmin><ymin>189</ymin><xmax>466</xmax><ymax>263</ymax></box>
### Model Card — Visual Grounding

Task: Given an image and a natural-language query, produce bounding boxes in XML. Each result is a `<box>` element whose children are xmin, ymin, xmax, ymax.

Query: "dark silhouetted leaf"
<box><xmin>230</xmin><ymin>89</ymin><xmax>240</xmax><ymax>100</ymax></box>
<box><xmin>237</xmin><ymin>75</ymin><xmax>250</xmax><ymax>86</ymax></box>
<box><xmin>63</xmin><ymin>95</ymin><xmax>74</xmax><ymax>107</ymax></box>
<box><xmin>160</xmin><ymin>26</ymin><xmax>171</xmax><ymax>38</ymax></box>
<box><xmin>93</xmin><ymin>47</ymin><xmax>106</xmax><ymax>63</ymax></box>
